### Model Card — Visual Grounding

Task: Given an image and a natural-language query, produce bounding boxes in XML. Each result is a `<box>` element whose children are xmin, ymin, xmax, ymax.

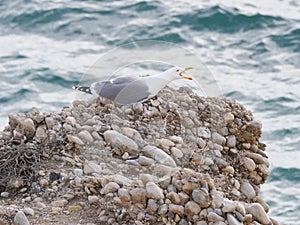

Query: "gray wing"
<box><xmin>91</xmin><ymin>76</ymin><xmax>150</xmax><ymax>105</ymax></box>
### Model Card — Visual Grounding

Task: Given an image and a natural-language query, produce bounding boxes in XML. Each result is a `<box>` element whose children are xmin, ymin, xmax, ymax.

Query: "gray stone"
<box><xmin>147</xmin><ymin>199</ymin><xmax>158</xmax><ymax>212</ymax></box>
<box><xmin>192</xmin><ymin>188</ymin><xmax>210</xmax><ymax>208</ymax></box>
<box><xmin>184</xmin><ymin>201</ymin><xmax>201</xmax><ymax>216</ymax></box>
<box><xmin>143</xmin><ymin>145</ymin><xmax>176</xmax><ymax>167</ymax></box>
<box><xmin>51</xmin><ymin>199</ymin><xmax>68</xmax><ymax>207</ymax></box>
<box><xmin>182</xmin><ymin>117</ymin><xmax>194</xmax><ymax>128</ymax></box>
<box><xmin>14</xmin><ymin>211</ymin><xmax>30</xmax><ymax>225</ymax></box>
<box><xmin>146</xmin><ymin>182</ymin><xmax>164</xmax><ymax>200</ymax></box>
<box><xmin>130</xmin><ymin>188</ymin><xmax>147</xmax><ymax>205</ymax></box>
<box><xmin>78</xmin><ymin>130</ymin><xmax>94</xmax><ymax>143</ymax></box>
<box><xmin>223</xmin><ymin>112</ymin><xmax>234</xmax><ymax>124</ymax></box>
<box><xmin>112</xmin><ymin>174</ymin><xmax>133</xmax><ymax>186</ymax></box>
<box><xmin>23</xmin><ymin>118</ymin><xmax>36</xmax><ymax>138</ymax></box>
<box><xmin>171</xmin><ymin>147</ymin><xmax>183</xmax><ymax>158</ymax></box>
<box><xmin>247</xmin><ymin>203</ymin><xmax>270</xmax><ymax>224</ymax></box>
<box><xmin>88</xmin><ymin>195</ymin><xmax>100</xmax><ymax>204</ymax></box>
<box><xmin>169</xmin><ymin>204</ymin><xmax>184</xmax><ymax>216</ymax></box>
<box><xmin>74</xmin><ymin>168</ymin><xmax>83</xmax><ymax>177</ymax></box>
<box><xmin>1</xmin><ymin>192</ymin><xmax>9</xmax><ymax>198</ymax></box>
<box><xmin>212</xmin><ymin>132</ymin><xmax>226</xmax><ymax>146</ymax></box>
<box><xmin>198</xmin><ymin>127</ymin><xmax>211</xmax><ymax>139</ymax></box>
<box><xmin>84</xmin><ymin>162</ymin><xmax>102</xmax><ymax>174</ymax></box>
<box><xmin>207</xmin><ymin>211</ymin><xmax>224</xmax><ymax>222</ymax></box>
<box><xmin>226</xmin><ymin>135</ymin><xmax>237</xmax><ymax>147</ymax></box>
<box><xmin>240</xmin><ymin>181</ymin><xmax>256</xmax><ymax>199</ymax></box>
<box><xmin>242</xmin><ymin>157</ymin><xmax>256</xmax><ymax>171</ymax></box>
<box><xmin>68</xmin><ymin>135</ymin><xmax>84</xmax><ymax>146</ymax></box>
<box><xmin>158</xmin><ymin>204</ymin><xmax>168</xmax><ymax>215</ymax></box>
<box><xmin>101</xmin><ymin>182</ymin><xmax>120</xmax><ymax>194</ymax></box>
<box><xmin>104</xmin><ymin>130</ymin><xmax>138</xmax><ymax>154</ymax></box>
<box><xmin>23</xmin><ymin>207</ymin><xmax>34</xmax><ymax>216</ymax></box>
<box><xmin>138</xmin><ymin>156</ymin><xmax>155</xmax><ymax>166</ymax></box>
<box><xmin>227</xmin><ymin>213</ymin><xmax>243</xmax><ymax>225</ymax></box>
<box><xmin>166</xmin><ymin>192</ymin><xmax>181</xmax><ymax>204</ymax></box>
<box><xmin>65</xmin><ymin>116</ymin><xmax>76</xmax><ymax>126</ymax></box>
<box><xmin>118</xmin><ymin>188</ymin><xmax>131</xmax><ymax>203</ymax></box>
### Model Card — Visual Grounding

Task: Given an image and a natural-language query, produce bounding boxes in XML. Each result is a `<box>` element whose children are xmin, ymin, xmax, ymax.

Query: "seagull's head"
<box><xmin>167</xmin><ymin>66</ymin><xmax>193</xmax><ymax>80</ymax></box>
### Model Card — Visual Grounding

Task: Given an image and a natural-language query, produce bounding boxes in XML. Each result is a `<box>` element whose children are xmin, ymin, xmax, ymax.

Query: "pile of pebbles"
<box><xmin>0</xmin><ymin>86</ymin><xmax>278</xmax><ymax>225</ymax></box>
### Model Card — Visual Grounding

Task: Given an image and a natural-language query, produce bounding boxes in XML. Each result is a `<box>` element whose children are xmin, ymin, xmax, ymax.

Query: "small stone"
<box><xmin>84</xmin><ymin>162</ymin><xmax>102</xmax><ymax>174</ymax></box>
<box><xmin>246</xmin><ymin>203</ymin><xmax>271</xmax><ymax>224</ymax></box>
<box><xmin>227</xmin><ymin>213</ymin><xmax>243</xmax><ymax>225</ymax></box>
<box><xmin>169</xmin><ymin>136</ymin><xmax>184</xmax><ymax>144</ymax></box>
<box><xmin>159</xmin><ymin>138</ymin><xmax>175</xmax><ymax>149</ymax></box>
<box><xmin>104</xmin><ymin>130</ymin><xmax>138</xmax><ymax>154</ymax></box>
<box><xmin>240</xmin><ymin>181</ymin><xmax>256</xmax><ymax>199</ymax></box>
<box><xmin>39</xmin><ymin>178</ymin><xmax>49</xmax><ymax>187</ymax></box>
<box><xmin>22</xmin><ymin>207</ymin><xmax>34</xmax><ymax>216</ymax></box>
<box><xmin>171</xmin><ymin>147</ymin><xmax>183</xmax><ymax>158</ymax></box>
<box><xmin>242</xmin><ymin>157</ymin><xmax>256</xmax><ymax>171</ymax></box>
<box><xmin>78</xmin><ymin>130</ymin><xmax>94</xmax><ymax>143</ymax></box>
<box><xmin>212</xmin><ymin>132</ymin><xmax>226</xmax><ymax>146</ymax></box>
<box><xmin>7</xmin><ymin>177</ymin><xmax>24</xmax><ymax>188</ymax></box>
<box><xmin>242</xmin><ymin>143</ymin><xmax>251</xmax><ymax>149</ymax></box>
<box><xmin>184</xmin><ymin>201</ymin><xmax>201</xmax><ymax>216</ymax></box>
<box><xmin>226</xmin><ymin>135</ymin><xmax>236</xmax><ymax>147</ymax></box>
<box><xmin>113</xmin><ymin>174</ymin><xmax>133</xmax><ymax>186</ymax></box>
<box><xmin>65</xmin><ymin>116</ymin><xmax>76</xmax><ymax>126</ymax></box>
<box><xmin>118</xmin><ymin>188</ymin><xmax>131</xmax><ymax>204</ymax></box>
<box><xmin>22</xmin><ymin>118</ymin><xmax>36</xmax><ymax>138</ymax></box>
<box><xmin>67</xmin><ymin>135</ymin><xmax>84</xmax><ymax>145</ymax></box>
<box><xmin>169</xmin><ymin>204</ymin><xmax>184</xmax><ymax>216</ymax></box>
<box><xmin>147</xmin><ymin>199</ymin><xmax>158</xmax><ymax>212</ymax></box>
<box><xmin>192</xmin><ymin>188</ymin><xmax>210</xmax><ymax>208</ymax></box>
<box><xmin>138</xmin><ymin>156</ymin><xmax>155</xmax><ymax>166</ymax></box>
<box><xmin>143</xmin><ymin>145</ymin><xmax>176</xmax><ymax>167</ymax></box>
<box><xmin>197</xmin><ymin>138</ymin><xmax>206</xmax><ymax>148</ymax></box>
<box><xmin>45</xmin><ymin>117</ymin><xmax>56</xmax><ymax>129</ymax></box>
<box><xmin>198</xmin><ymin>127</ymin><xmax>211</xmax><ymax>139</ymax></box>
<box><xmin>166</xmin><ymin>192</ymin><xmax>181</xmax><ymax>204</ymax></box>
<box><xmin>182</xmin><ymin>117</ymin><xmax>194</xmax><ymax>128</ymax></box>
<box><xmin>88</xmin><ymin>195</ymin><xmax>99</xmax><ymax>204</ymax></box>
<box><xmin>14</xmin><ymin>211</ymin><xmax>30</xmax><ymax>225</ymax></box>
<box><xmin>178</xmin><ymin>192</ymin><xmax>190</xmax><ymax>204</ymax></box>
<box><xmin>211</xmin><ymin>190</ymin><xmax>224</xmax><ymax>208</ymax></box>
<box><xmin>35</xmin><ymin>126</ymin><xmax>47</xmax><ymax>139</ymax></box>
<box><xmin>158</xmin><ymin>204</ymin><xmax>168</xmax><ymax>215</ymax></box>
<box><xmin>101</xmin><ymin>182</ymin><xmax>120</xmax><ymax>194</ymax></box>
<box><xmin>222</xmin><ymin>166</ymin><xmax>235</xmax><ymax>174</ymax></box>
<box><xmin>130</xmin><ymin>188</ymin><xmax>147</xmax><ymax>205</ymax></box>
<box><xmin>74</xmin><ymin>168</ymin><xmax>83</xmax><ymax>177</ymax></box>
<box><xmin>207</xmin><ymin>211</ymin><xmax>225</xmax><ymax>222</ymax></box>
<box><xmin>222</xmin><ymin>200</ymin><xmax>236</xmax><ymax>213</ymax></box>
<box><xmin>133</xmin><ymin>102</ymin><xmax>143</xmax><ymax>113</ymax></box>
<box><xmin>68</xmin><ymin>205</ymin><xmax>83</xmax><ymax>212</ymax></box>
<box><xmin>51</xmin><ymin>199</ymin><xmax>68</xmax><ymax>207</ymax></box>
<box><xmin>146</xmin><ymin>182</ymin><xmax>164</xmax><ymax>200</ymax></box>
<box><xmin>0</xmin><ymin>192</ymin><xmax>9</xmax><ymax>198</ymax></box>
<box><xmin>223</xmin><ymin>112</ymin><xmax>234</xmax><ymax>124</ymax></box>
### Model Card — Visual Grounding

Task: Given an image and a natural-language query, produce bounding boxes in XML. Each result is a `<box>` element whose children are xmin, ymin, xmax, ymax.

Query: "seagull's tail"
<box><xmin>72</xmin><ymin>85</ymin><xmax>92</xmax><ymax>95</ymax></box>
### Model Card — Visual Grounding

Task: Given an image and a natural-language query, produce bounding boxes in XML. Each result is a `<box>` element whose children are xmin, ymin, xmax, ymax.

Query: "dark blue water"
<box><xmin>0</xmin><ymin>0</ymin><xmax>299</xmax><ymax>223</ymax></box>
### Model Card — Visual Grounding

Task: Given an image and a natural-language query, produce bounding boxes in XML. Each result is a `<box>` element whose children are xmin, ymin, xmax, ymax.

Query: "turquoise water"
<box><xmin>0</xmin><ymin>0</ymin><xmax>300</xmax><ymax>223</ymax></box>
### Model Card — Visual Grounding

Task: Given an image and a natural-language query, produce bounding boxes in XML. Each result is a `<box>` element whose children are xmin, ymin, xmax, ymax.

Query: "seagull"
<box><xmin>73</xmin><ymin>66</ymin><xmax>193</xmax><ymax>105</ymax></box>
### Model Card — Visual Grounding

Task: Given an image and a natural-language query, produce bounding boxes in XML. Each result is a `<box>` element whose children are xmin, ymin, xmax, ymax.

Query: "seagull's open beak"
<box><xmin>180</xmin><ymin>67</ymin><xmax>193</xmax><ymax>80</ymax></box>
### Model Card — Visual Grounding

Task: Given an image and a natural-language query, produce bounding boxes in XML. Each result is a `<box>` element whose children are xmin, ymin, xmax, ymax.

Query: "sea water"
<box><xmin>0</xmin><ymin>0</ymin><xmax>299</xmax><ymax>223</ymax></box>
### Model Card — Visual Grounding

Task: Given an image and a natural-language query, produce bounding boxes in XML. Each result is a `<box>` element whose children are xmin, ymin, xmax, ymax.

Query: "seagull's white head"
<box><xmin>165</xmin><ymin>66</ymin><xmax>193</xmax><ymax>81</ymax></box>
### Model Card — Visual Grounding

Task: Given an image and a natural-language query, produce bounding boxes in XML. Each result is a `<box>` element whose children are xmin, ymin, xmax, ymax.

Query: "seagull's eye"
<box><xmin>176</xmin><ymin>69</ymin><xmax>179</xmax><ymax>72</ymax></box>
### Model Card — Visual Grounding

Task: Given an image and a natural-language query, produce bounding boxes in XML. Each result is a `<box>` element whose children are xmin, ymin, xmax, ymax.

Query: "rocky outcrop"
<box><xmin>0</xmin><ymin>86</ymin><xmax>277</xmax><ymax>225</ymax></box>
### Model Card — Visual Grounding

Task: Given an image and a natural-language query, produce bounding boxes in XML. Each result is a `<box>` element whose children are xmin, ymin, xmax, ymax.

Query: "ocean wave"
<box><xmin>173</xmin><ymin>5</ymin><xmax>286</xmax><ymax>33</ymax></box>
